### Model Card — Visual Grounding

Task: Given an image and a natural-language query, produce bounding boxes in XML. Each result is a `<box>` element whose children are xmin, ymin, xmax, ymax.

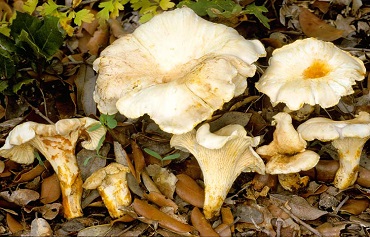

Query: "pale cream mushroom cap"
<box><xmin>297</xmin><ymin>112</ymin><xmax>370</xmax><ymax>189</ymax></box>
<box><xmin>83</xmin><ymin>162</ymin><xmax>132</xmax><ymax>218</ymax></box>
<box><xmin>170</xmin><ymin>123</ymin><xmax>265</xmax><ymax>219</ymax></box>
<box><xmin>255</xmin><ymin>38</ymin><xmax>366</xmax><ymax>111</ymax></box>
<box><xmin>93</xmin><ymin>7</ymin><xmax>266</xmax><ymax>134</ymax></box>
<box><xmin>256</xmin><ymin>112</ymin><xmax>320</xmax><ymax>175</ymax></box>
<box><xmin>0</xmin><ymin>118</ymin><xmax>106</xmax><ymax>219</ymax></box>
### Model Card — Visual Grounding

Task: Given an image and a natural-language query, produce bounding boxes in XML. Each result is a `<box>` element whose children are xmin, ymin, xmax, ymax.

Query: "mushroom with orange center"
<box><xmin>93</xmin><ymin>7</ymin><xmax>266</xmax><ymax>134</ymax></box>
<box><xmin>255</xmin><ymin>38</ymin><xmax>366</xmax><ymax>111</ymax></box>
<box><xmin>83</xmin><ymin>162</ymin><xmax>131</xmax><ymax>218</ymax></box>
<box><xmin>170</xmin><ymin>123</ymin><xmax>265</xmax><ymax>219</ymax></box>
<box><xmin>0</xmin><ymin>118</ymin><xmax>106</xmax><ymax>219</ymax></box>
<box><xmin>297</xmin><ymin>112</ymin><xmax>370</xmax><ymax>189</ymax></box>
<box><xmin>256</xmin><ymin>112</ymin><xmax>320</xmax><ymax>191</ymax></box>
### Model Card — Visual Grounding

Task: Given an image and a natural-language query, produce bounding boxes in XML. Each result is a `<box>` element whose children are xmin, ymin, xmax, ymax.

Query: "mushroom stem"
<box><xmin>332</xmin><ymin>137</ymin><xmax>367</xmax><ymax>189</ymax></box>
<box><xmin>32</xmin><ymin>135</ymin><xmax>83</xmax><ymax>219</ymax></box>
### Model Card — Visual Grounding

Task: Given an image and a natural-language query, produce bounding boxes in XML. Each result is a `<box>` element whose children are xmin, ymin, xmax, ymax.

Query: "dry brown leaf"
<box><xmin>191</xmin><ymin>207</ymin><xmax>219</xmax><ymax>237</ymax></box>
<box><xmin>278</xmin><ymin>173</ymin><xmax>310</xmax><ymax>192</ymax></box>
<box><xmin>143</xmin><ymin>191</ymin><xmax>178</xmax><ymax>211</ymax></box>
<box><xmin>28</xmin><ymin>203</ymin><xmax>62</xmax><ymax>220</ymax></box>
<box><xmin>142</xmin><ymin>171</ymin><xmax>161</xmax><ymax>193</ymax></box>
<box><xmin>86</xmin><ymin>24</ymin><xmax>109</xmax><ymax>55</ymax></box>
<box><xmin>14</xmin><ymin>161</ymin><xmax>51</xmax><ymax>183</ymax></box>
<box><xmin>299</xmin><ymin>8</ymin><xmax>344</xmax><ymax>41</ymax></box>
<box><xmin>0</xmin><ymin>160</ymin><xmax>4</xmax><ymax>173</ymax></box>
<box><xmin>340</xmin><ymin>199</ymin><xmax>369</xmax><ymax>215</ymax></box>
<box><xmin>252</xmin><ymin>174</ymin><xmax>278</xmax><ymax>191</ymax></box>
<box><xmin>221</xmin><ymin>207</ymin><xmax>234</xmax><ymax>232</ymax></box>
<box><xmin>146</xmin><ymin>164</ymin><xmax>177</xmax><ymax>199</ymax></box>
<box><xmin>40</xmin><ymin>173</ymin><xmax>61</xmax><ymax>204</ymax></box>
<box><xmin>214</xmin><ymin>223</ymin><xmax>232</xmax><ymax>237</ymax></box>
<box><xmin>357</xmin><ymin>166</ymin><xmax>370</xmax><ymax>188</ymax></box>
<box><xmin>175</xmin><ymin>174</ymin><xmax>205</xmax><ymax>208</ymax></box>
<box><xmin>30</xmin><ymin>218</ymin><xmax>52</xmax><ymax>236</ymax></box>
<box><xmin>6</xmin><ymin>213</ymin><xmax>24</xmax><ymax>234</ymax></box>
<box><xmin>0</xmin><ymin>189</ymin><xmax>39</xmax><ymax>206</ymax></box>
<box><xmin>317</xmin><ymin>222</ymin><xmax>346</xmax><ymax>237</ymax></box>
<box><xmin>131</xmin><ymin>140</ymin><xmax>146</xmax><ymax>182</ymax></box>
<box><xmin>235</xmin><ymin>204</ymin><xmax>264</xmax><ymax>224</ymax></box>
<box><xmin>76</xmin><ymin>144</ymin><xmax>109</xmax><ymax>181</ymax></box>
<box><xmin>286</xmin><ymin>195</ymin><xmax>328</xmax><ymax>220</ymax></box>
<box><xmin>312</xmin><ymin>0</ymin><xmax>330</xmax><ymax>13</ymax></box>
<box><xmin>132</xmin><ymin>198</ymin><xmax>194</xmax><ymax>234</ymax></box>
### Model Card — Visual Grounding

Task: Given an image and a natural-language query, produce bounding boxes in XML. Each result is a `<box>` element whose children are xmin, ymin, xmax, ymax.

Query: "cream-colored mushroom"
<box><xmin>255</xmin><ymin>38</ymin><xmax>366</xmax><ymax>111</ymax></box>
<box><xmin>297</xmin><ymin>112</ymin><xmax>370</xmax><ymax>189</ymax></box>
<box><xmin>0</xmin><ymin>118</ymin><xmax>106</xmax><ymax>219</ymax></box>
<box><xmin>256</xmin><ymin>112</ymin><xmax>320</xmax><ymax>191</ymax></box>
<box><xmin>170</xmin><ymin>123</ymin><xmax>265</xmax><ymax>219</ymax></box>
<box><xmin>93</xmin><ymin>7</ymin><xmax>266</xmax><ymax>134</ymax></box>
<box><xmin>83</xmin><ymin>162</ymin><xmax>131</xmax><ymax>218</ymax></box>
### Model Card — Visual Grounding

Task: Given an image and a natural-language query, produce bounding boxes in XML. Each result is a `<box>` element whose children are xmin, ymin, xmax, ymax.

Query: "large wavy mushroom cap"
<box><xmin>171</xmin><ymin>123</ymin><xmax>265</xmax><ymax>219</ymax></box>
<box><xmin>297</xmin><ymin>112</ymin><xmax>370</xmax><ymax>189</ymax></box>
<box><xmin>255</xmin><ymin>38</ymin><xmax>366</xmax><ymax>111</ymax></box>
<box><xmin>93</xmin><ymin>7</ymin><xmax>266</xmax><ymax>134</ymax></box>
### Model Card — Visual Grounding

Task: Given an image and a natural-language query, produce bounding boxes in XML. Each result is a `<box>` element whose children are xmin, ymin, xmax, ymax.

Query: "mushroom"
<box><xmin>83</xmin><ymin>162</ymin><xmax>131</xmax><ymax>218</ymax></box>
<box><xmin>255</xmin><ymin>38</ymin><xmax>366</xmax><ymax>111</ymax></box>
<box><xmin>256</xmin><ymin>112</ymin><xmax>320</xmax><ymax>191</ymax></box>
<box><xmin>0</xmin><ymin>117</ymin><xmax>106</xmax><ymax>219</ymax></box>
<box><xmin>170</xmin><ymin>123</ymin><xmax>265</xmax><ymax>218</ymax></box>
<box><xmin>297</xmin><ymin>112</ymin><xmax>370</xmax><ymax>189</ymax></box>
<box><xmin>93</xmin><ymin>7</ymin><xmax>266</xmax><ymax>134</ymax></box>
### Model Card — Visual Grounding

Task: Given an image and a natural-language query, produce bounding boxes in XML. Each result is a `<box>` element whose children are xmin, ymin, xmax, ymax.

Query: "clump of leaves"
<box><xmin>178</xmin><ymin>0</ymin><xmax>270</xmax><ymax>28</ymax></box>
<box><xmin>0</xmin><ymin>12</ymin><xmax>64</xmax><ymax>96</ymax></box>
<box><xmin>88</xmin><ymin>114</ymin><xmax>118</xmax><ymax>154</ymax></box>
<box><xmin>144</xmin><ymin>148</ymin><xmax>180</xmax><ymax>166</ymax></box>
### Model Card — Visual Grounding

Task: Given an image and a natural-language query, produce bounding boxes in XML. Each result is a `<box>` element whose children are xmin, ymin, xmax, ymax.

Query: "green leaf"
<box><xmin>39</xmin><ymin>0</ymin><xmax>61</xmax><ymax>15</ymax></box>
<box><xmin>74</xmin><ymin>9</ymin><xmax>95</xmax><ymax>26</ymax></box>
<box><xmin>10</xmin><ymin>12</ymin><xmax>64</xmax><ymax>60</ymax></box>
<box><xmin>13</xmin><ymin>78</ymin><xmax>35</xmax><ymax>94</ymax></box>
<box><xmin>243</xmin><ymin>3</ymin><xmax>270</xmax><ymax>29</ymax></box>
<box><xmin>87</xmin><ymin>123</ymin><xmax>102</xmax><ymax>132</ymax></box>
<box><xmin>162</xmin><ymin>153</ymin><xmax>181</xmax><ymax>161</ymax></box>
<box><xmin>0</xmin><ymin>80</ymin><xmax>9</xmax><ymax>93</ymax></box>
<box><xmin>97</xmin><ymin>1</ymin><xmax>114</xmax><ymax>21</ymax></box>
<box><xmin>34</xmin><ymin>151</ymin><xmax>44</xmax><ymax>166</ymax></box>
<box><xmin>159</xmin><ymin>0</ymin><xmax>175</xmax><ymax>10</ymax></box>
<box><xmin>95</xmin><ymin>134</ymin><xmax>105</xmax><ymax>154</ymax></box>
<box><xmin>23</xmin><ymin>0</ymin><xmax>38</xmax><ymax>14</ymax></box>
<box><xmin>106</xmin><ymin>115</ymin><xmax>117</xmax><ymax>129</ymax></box>
<box><xmin>143</xmin><ymin>148</ymin><xmax>162</xmax><ymax>160</ymax></box>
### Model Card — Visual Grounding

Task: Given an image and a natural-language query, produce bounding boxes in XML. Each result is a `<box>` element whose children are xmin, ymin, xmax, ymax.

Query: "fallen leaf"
<box><xmin>77</xmin><ymin>223</ymin><xmax>128</xmax><ymax>236</ymax></box>
<box><xmin>132</xmin><ymin>199</ymin><xmax>194</xmax><ymax>234</ymax></box>
<box><xmin>146</xmin><ymin>164</ymin><xmax>178</xmax><ymax>199</ymax></box>
<box><xmin>221</xmin><ymin>207</ymin><xmax>234</xmax><ymax>232</ymax></box>
<box><xmin>0</xmin><ymin>160</ymin><xmax>4</xmax><ymax>173</ymax></box>
<box><xmin>208</xmin><ymin>111</ymin><xmax>252</xmax><ymax>131</ymax></box>
<box><xmin>0</xmin><ymin>189</ymin><xmax>39</xmax><ymax>206</ymax></box>
<box><xmin>299</xmin><ymin>7</ymin><xmax>344</xmax><ymax>41</ymax></box>
<box><xmin>235</xmin><ymin>204</ymin><xmax>264</xmax><ymax>224</ymax></box>
<box><xmin>287</xmin><ymin>195</ymin><xmax>328</xmax><ymax>220</ymax></box>
<box><xmin>28</xmin><ymin>203</ymin><xmax>63</xmax><ymax>220</ymax></box>
<box><xmin>143</xmin><ymin>191</ymin><xmax>178</xmax><ymax>211</ymax></box>
<box><xmin>175</xmin><ymin>174</ymin><xmax>205</xmax><ymax>208</ymax></box>
<box><xmin>191</xmin><ymin>207</ymin><xmax>219</xmax><ymax>237</ymax></box>
<box><xmin>40</xmin><ymin>173</ymin><xmax>61</xmax><ymax>204</ymax></box>
<box><xmin>340</xmin><ymin>199</ymin><xmax>369</xmax><ymax>215</ymax></box>
<box><xmin>131</xmin><ymin>140</ymin><xmax>146</xmax><ymax>182</ymax></box>
<box><xmin>30</xmin><ymin>218</ymin><xmax>52</xmax><ymax>236</ymax></box>
<box><xmin>77</xmin><ymin>144</ymin><xmax>109</xmax><ymax>181</ymax></box>
<box><xmin>214</xmin><ymin>223</ymin><xmax>232</xmax><ymax>237</ymax></box>
<box><xmin>14</xmin><ymin>161</ymin><xmax>51</xmax><ymax>183</ymax></box>
<box><xmin>278</xmin><ymin>173</ymin><xmax>310</xmax><ymax>192</ymax></box>
<box><xmin>317</xmin><ymin>222</ymin><xmax>346</xmax><ymax>237</ymax></box>
<box><xmin>6</xmin><ymin>213</ymin><xmax>24</xmax><ymax>234</ymax></box>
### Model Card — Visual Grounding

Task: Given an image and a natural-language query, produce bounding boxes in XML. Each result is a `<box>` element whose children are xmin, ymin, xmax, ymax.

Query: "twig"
<box><xmin>280</xmin><ymin>205</ymin><xmax>323</xmax><ymax>237</ymax></box>
<box><xmin>22</xmin><ymin>98</ymin><xmax>54</xmax><ymax>124</ymax></box>
<box><xmin>334</xmin><ymin>195</ymin><xmax>349</xmax><ymax>215</ymax></box>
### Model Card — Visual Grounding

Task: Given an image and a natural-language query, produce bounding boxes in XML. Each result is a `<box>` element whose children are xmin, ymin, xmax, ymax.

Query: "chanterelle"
<box><xmin>297</xmin><ymin>112</ymin><xmax>370</xmax><ymax>189</ymax></box>
<box><xmin>0</xmin><ymin>117</ymin><xmax>106</xmax><ymax>219</ymax></box>
<box><xmin>93</xmin><ymin>7</ymin><xmax>266</xmax><ymax>134</ymax></box>
<box><xmin>171</xmin><ymin>123</ymin><xmax>265</xmax><ymax>219</ymax></box>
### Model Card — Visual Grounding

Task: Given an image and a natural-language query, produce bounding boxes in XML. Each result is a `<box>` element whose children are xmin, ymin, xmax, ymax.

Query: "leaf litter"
<box><xmin>0</xmin><ymin>0</ymin><xmax>369</xmax><ymax>236</ymax></box>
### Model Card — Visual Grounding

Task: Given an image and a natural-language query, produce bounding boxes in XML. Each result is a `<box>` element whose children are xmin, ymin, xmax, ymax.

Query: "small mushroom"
<box><xmin>256</xmin><ymin>112</ymin><xmax>320</xmax><ymax>191</ymax></box>
<box><xmin>93</xmin><ymin>7</ymin><xmax>266</xmax><ymax>134</ymax></box>
<box><xmin>171</xmin><ymin>123</ymin><xmax>265</xmax><ymax>219</ymax></box>
<box><xmin>297</xmin><ymin>112</ymin><xmax>370</xmax><ymax>189</ymax></box>
<box><xmin>0</xmin><ymin>118</ymin><xmax>106</xmax><ymax>219</ymax></box>
<box><xmin>255</xmin><ymin>38</ymin><xmax>366</xmax><ymax>111</ymax></box>
<box><xmin>83</xmin><ymin>162</ymin><xmax>131</xmax><ymax>218</ymax></box>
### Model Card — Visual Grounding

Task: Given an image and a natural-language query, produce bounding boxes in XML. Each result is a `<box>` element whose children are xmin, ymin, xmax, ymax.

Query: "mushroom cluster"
<box><xmin>0</xmin><ymin>118</ymin><xmax>106</xmax><ymax>219</ymax></box>
<box><xmin>171</xmin><ymin>123</ymin><xmax>265</xmax><ymax>219</ymax></box>
<box><xmin>93</xmin><ymin>7</ymin><xmax>266</xmax><ymax>134</ymax></box>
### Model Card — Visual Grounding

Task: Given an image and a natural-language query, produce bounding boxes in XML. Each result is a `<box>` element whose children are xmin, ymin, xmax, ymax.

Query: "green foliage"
<box><xmin>178</xmin><ymin>0</ymin><xmax>270</xmax><ymax>28</ymax></box>
<box><xmin>130</xmin><ymin>0</ymin><xmax>175</xmax><ymax>22</ymax></box>
<box><xmin>99</xmin><ymin>114</ymin><xmax>118</xmax><ymax>129</ymax></box>
<box><xmin>144</xmin><ymin>148</ymin><xmax>180</xmax><ymax>166</ymax></box>
<box><xmin>0</xmin><ymin>12</ymin><xmax>64</xmax><ymax>94</ymax></box>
